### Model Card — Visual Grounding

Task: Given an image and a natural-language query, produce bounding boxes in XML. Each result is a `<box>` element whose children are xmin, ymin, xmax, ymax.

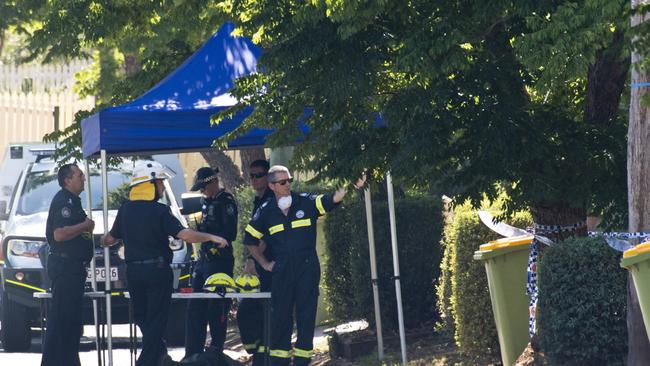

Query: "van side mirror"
<box><xmin>180</xmin><ymin>195</ymin><xmax>202</xmax><ymax>215</ymax></box>
<box><xmin>0</xmin><ymin>200</ymin><xmax>8</xmax><ymax>221</ymax></box>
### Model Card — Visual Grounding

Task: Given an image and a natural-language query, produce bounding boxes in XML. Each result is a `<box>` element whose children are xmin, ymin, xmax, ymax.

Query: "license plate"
<box><xmin>86</xmin><ymin>267</ymin><xmax>119</xmax><ymax>282</ymax></box>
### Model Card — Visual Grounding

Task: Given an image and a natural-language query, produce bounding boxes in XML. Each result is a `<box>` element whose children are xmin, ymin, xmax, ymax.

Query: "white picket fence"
<box><xmin>0</xmin><ymin>91</ymin><xmax>95</xmax><ymax>160</ymax></box>
<box><xmin>0</xmin><ymin>60</ymin><xmax>92</xmax><ymax>93</ymax></box>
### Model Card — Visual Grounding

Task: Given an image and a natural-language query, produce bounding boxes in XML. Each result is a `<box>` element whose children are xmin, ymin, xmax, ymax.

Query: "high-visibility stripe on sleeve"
<box><xmin>291</xmin><ymin>219</ymin><xmax>311</xmax><ymax>228</ymax></box>
<box><xmin>270</xmin><ymin>349</ymin><xmax>291</xmax><ymax>358</ymax></box>
<box><xmin>257</xmin><ymin>345</ymin><xmax>267</xmax><ymax>353</ymax></box>
<box><xmin>316</xmin><ymin>195</ymin><xmax>326</xmax><ymax>216</ymax></box>
<box><xmin>245</xmin><ymin>224</ymin><xmax>264</xmax><ymax>239</ymax></box>
<box><xmin>268</xmin><ymin>224</ymin><xmax>285</xmax><ymax>235</ymax></box>
<box><xmin>293</xmin><ymin>348</ymin><xmax>313</xmax><ymax>358</ymax></box>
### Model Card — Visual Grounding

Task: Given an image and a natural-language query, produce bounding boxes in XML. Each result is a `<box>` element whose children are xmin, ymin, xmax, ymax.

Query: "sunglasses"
<box><xmin>271</xmin><ymin>178</ymin><xmax>294</xmax><ymax>186</ymax></box>
<box><xmin>250</xmin><ymin>172</ymin><xmax>267</xmax><ymax>179</ymax></box>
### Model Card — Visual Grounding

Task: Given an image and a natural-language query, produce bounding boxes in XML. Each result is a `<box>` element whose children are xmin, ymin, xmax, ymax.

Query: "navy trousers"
<box><xmin>127</xmin><ymin>263</ymin><xmax>173</xmax><ymax>366</ymax></box>
<box><xmin>40</xmin><ymin>255</ymin><xmax>86</xmax><ymax>366</ymax></box>
<box><xmin>184</xmin><ymin>258</ymin><xmax>233</xmax><ymax>358</ymax></box>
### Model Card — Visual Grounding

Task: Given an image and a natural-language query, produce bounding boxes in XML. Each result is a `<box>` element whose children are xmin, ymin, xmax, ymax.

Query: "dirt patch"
<box><xmin>314</xmin><ymin>323</ymin><xmax>470</xmax><ymax>366</ymax></box>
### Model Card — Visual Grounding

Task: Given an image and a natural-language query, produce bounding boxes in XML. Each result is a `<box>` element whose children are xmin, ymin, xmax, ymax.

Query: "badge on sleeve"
<box><xmin>226</xmin><ymin>204</ymin><xmax>235</xmax><ymax>216</ymax></box>
<box><xmin>61</xmin><ymin>207</ymin><xmax>71</xmax><ymax>218</ymax></box>
<box><xmin>296</xmin><ymin>210</ymin><xmax>305</xmax><ymax>218</ymax></box>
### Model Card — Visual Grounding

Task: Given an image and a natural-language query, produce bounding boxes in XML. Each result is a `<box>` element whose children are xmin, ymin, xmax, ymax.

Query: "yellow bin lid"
<box><xmin>479</xmin><ymin>235</ymin><xmax>534</xmax><ymax>251</ymax></box>
<box><xmin>623</xmin><ymin>241</ymin><xmax>650</xmax><ymax>259</ymax></box>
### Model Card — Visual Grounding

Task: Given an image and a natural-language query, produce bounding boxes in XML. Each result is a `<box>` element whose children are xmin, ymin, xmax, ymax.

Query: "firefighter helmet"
<box><xmin>203</xmin><ymin>273</ymin><xmax>238</xmax><ymax>294</ymax></box>
<box><xmin>235</xmin><ymin>274</ymin><xmax>261</xmax><ymax>293</ymax></box>
<box><xmin>130</xmin><ymin>161</ymin><xmax>173</xmax><ymax>187</ymax></box>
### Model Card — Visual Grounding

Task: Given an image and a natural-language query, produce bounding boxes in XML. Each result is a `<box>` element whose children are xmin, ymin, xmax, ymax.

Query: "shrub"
<box><xmin>324</xmin><ymin>196</ymin><xmax>443</xmax><ymax>331</ymax></box>
<box><xmin>437</xmin><ymin>200</ymin><xmax>531</xmax><ymax>362</ymax></box>
<box><xmin>537</xmin><ymin>236</ymin><xmax>627</xmax><ymax>365</ymax></box>
<box><xmin>323</xmin><ymin>203</ymin><xmax>359</xmax><ymax>321</ymax></box>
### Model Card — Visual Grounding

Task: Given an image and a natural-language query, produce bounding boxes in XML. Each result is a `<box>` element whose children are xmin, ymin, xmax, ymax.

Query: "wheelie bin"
<box><xmin>621</xmin><ymin>241</ymin><xmax>650</xmax><ymax>339</ymax></box>
<box><xmin>474</xmin><ymin>235</ymin><xmax>533</xmax><ymax>366</ymax></box>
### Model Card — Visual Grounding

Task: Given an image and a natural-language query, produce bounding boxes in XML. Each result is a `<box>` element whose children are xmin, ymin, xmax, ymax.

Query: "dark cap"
<box><xmin>191</xmin><ymin>167</ymin><xmax>219</xmax><ymax>191</ymax></box>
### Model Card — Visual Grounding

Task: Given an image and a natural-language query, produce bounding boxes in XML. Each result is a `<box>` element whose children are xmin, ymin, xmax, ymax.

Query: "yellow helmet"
<box><xmin>203</xmin><ymin>273</ymin><xmax>238</xmax><ymax>294</ymax></box>
<box><xmin>235</xmin><ymin>274</ymin><xmax>261</xmax><ymax>293</ymax></box>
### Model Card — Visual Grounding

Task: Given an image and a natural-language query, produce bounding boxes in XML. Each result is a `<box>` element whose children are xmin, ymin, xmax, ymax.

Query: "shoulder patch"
<box><xmin>61</xmin><ymin>207</ymin><xmax>71</xmax><ymax>218</ymax></box>
<box><xmin>226</xmin><ymin>204</ymin><xmax>236</xmax><ymax>216</ymax></box>
<box><xmin>300</xmin><ymin>192</ymin><xmax>309</xmax><ymax>197</ymax></box>
<box><xmin>252</xmin><ymin>207</ymin><xmax>262</xmax><ymax>220</ymax></box>
<box><xmin>309</xmin><ymin>194</ymin><xmax>318</xmax><ymax>200</ymax></box>
<box><xmin>261</xmin><ymin>201</ymin><xmax>268</xmax><ymax>208</ymax></box>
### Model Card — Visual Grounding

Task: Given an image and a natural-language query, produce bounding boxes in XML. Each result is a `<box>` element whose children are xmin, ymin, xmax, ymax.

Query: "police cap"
<box><xmin>191</xmin><ymin>167</ymin><xmax>219</xmax><ymax>191</ymax></box>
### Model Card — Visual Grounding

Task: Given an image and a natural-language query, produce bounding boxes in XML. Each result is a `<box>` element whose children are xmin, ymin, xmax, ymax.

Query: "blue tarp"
<box><xmin>81</xmin><ymin>23</ymin><xmax>269</xmax><ymax>158</ymax></box>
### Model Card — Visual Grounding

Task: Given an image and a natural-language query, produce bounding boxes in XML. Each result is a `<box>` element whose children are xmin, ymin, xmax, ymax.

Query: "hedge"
<box><xmin>324</xmin><ymin>195</ymin><xmax>443</xmax><ymax>331</ymax></box>
<box><xmin>437</xmin><ymin>201</ymin><xmax>531</xmax><ymax>362</ymax></box>
<box><xmin>537</xmin><ymin>236</ymin><xmax>627</xmax><ymax>365</ymax></box>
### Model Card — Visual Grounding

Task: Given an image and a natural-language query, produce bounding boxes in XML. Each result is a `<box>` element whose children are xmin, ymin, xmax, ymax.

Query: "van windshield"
<box><xmin>16</xmin><ymin>170</ymin><xmax>131</xmax><ymax>215</ymax></box>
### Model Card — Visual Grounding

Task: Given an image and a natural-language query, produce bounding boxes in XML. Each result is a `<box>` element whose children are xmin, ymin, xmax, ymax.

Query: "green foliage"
<box><xmin>537</xmin><ymin>236</ymin><xmax>627</xmax><ymax>365</ymax></box>
<box><xmin>437</xmin><ymin>199</ymin><xmax>531</xmax><ymax>362</ymax></box>
<box><xmin>219</xmin><ymin>0</ymin><xmax>628</xmax><ymax>222</ymax></box>
<box><xmin>323</xmin><ymin>195</ymin><xmax>443</xmax><ymax>331</ymax></box>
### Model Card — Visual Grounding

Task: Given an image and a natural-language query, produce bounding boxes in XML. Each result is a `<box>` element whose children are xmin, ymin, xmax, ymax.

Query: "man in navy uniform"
<box><xmin>236</xmin><ymin>159</ymin><xmax>274</xmax><ymax>365</ymax></box>
<box><xmin>102</xmin><ymin>161</ymin><xmax>228</xmax><ymax>366</ymax></box>
<box><xmin>244</xmin><ymin>165</ymin><xmax>364</xmax><ymax>366</ymax></box>
<box><xmin>41</xmin><ymin>163</ymin><xmax>94</xmax><ymax>366</ymax></box>
<box><xmin>184</xmin><ymin>167</ymin><xmax>238</xmax><ymax>360</ymax></box>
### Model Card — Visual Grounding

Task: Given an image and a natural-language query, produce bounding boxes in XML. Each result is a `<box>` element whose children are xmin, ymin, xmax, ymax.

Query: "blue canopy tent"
<box><xmin>81</xmin><ymin>22</ymin><xmax>267</xmax><ymax>158</ymax></box>
<box><xmin>79</xmin><ymin>22</ymin><xmax>405</xmax><ymax>366</ymax></box>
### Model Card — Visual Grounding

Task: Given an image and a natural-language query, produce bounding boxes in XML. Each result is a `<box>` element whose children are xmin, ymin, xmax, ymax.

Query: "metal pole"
<box><xmin>364</xmin><ymin>188</ymin><xmax>384</xmax><ymax>360</ymax></box>
<box><xmin>53</xmin><ymin>106</ymin><xmax>60</xmax><ymax>132</ymax></box>
<box><xmin>101</xmin><ymin>150</ymin><xmax>113</xmax><ymax>366</ymax></box>
<box><xmin>84</xmin><ymin>160</ymin><xmax>102</xmax><ymax>365</ymax></box>
<box><xmin>386</xmin><ymin>172</ymin><xmax>407</xmax><ymax>365</ymax></box>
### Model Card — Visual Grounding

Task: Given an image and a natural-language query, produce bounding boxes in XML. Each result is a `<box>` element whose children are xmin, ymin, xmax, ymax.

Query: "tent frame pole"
<box><xmin>101</xmin><ymin>150</ymin><xmax>113</xmax><ymax>366</ymax></box>
<box><xmin>364</xmin><ymin>188</ymin><xmax>384</xmax><ymax>360</ymax></box>
<box><xmin>386</xmin><ymin>172</ymin><xmax>407</xmax><ymax>364</ymax></box>
<box><xmin>84</xmin><ymin>160</ymin><xmax>102</xmax><ymax>365</ymax></box>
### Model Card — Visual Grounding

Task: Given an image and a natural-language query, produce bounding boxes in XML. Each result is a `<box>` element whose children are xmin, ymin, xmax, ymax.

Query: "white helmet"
<box><xmin>130</xmin><ymin>161</ymin><xmax>173</xmax><ymax>187</ymax></box>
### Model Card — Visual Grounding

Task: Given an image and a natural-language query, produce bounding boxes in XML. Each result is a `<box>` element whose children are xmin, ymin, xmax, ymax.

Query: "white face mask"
<box><xmin>278</xmin><ymin>195</ymin><xmax>292</xmax><ymax>210</ymax></box>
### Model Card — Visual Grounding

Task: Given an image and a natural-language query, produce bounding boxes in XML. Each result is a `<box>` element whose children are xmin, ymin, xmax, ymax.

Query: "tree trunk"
<box><xmin>628</xmin><ymin>3</ymin><xmax>650</xmax><ymax>363</ymax></box>
<box><xmin>531</xmin><ymin>203</ymin><xmax>587</xmax><ymax>239</ymax></box>
<box><xmin>529</xmin><ymin>203</ymin><xmax>587</xmax><ymax>266</ymax></box>
<box><xmin>584</xmin><ymin>29</ymin><xmax>629</xmax><ymax>125</ymax></box>
<box><xmin>239</xmin><ymin>148</ymin><xmax>267</xmax><ymax>184</ymax></box>
<box><xmin>124</xmin><ymin>54</ymin><xmax>140</xmax><ymax>77</ymax></box>
<box><xmin>200</xmin><ymin>149</ymin><xmax>245</xmax><ymax>192</ymax></box>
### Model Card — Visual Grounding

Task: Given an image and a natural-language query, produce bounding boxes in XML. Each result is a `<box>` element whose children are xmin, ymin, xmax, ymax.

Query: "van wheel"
<box><xmin>0</xmin><ymin>293</ymin><xmax>32</xmax><ymax>352</ymax></box>
<box><xmin>165</xmin><ymin>300</ymin><xmax>186</xmax><ymax>347</ymax></box>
